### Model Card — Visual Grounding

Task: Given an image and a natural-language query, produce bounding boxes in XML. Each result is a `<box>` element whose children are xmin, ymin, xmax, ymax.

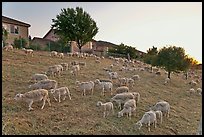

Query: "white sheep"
<box><xmin>131</xmin><ymin>92</ymin><xmax>140</xmax><ymax>106</ymax></box>
<box><xmin>14</xmin><ymin>89</ymin><xmax>51</xmax><ymax>111</ymax></box>
<box><xmin>3</xmin><ymin>45</ymin><xmax>13</xmax><ymax>51</ymax></box>
<box><xmin>150</xmin><ymin>100</ymin><xmax>170</xmax><ymax>118</ymax></box>
<box><xmin>118</xmin><ymin>77</ymin><xmax>127</xmax><ymax>86</ymax></box>
<box><xmin>134</xmin><ymin>110</ymin><xmax>157</xmax><ymax>132</ymax></box>
<box><xmin>110</xmin><ymin>92</ymin><xmax>135</xmax><ymax>110</ymax></box>
<box><xmin>118</xmin><ymin>99</ymin><xmax>136</xmax><ymax>119</ymax></box>
<box><xmin>50</xmin><ymin>51</ymin><xmax>58</xmax><ymax>57</ymax></box>
<box><xmin>189</xmin><ymin>80</ymin><xmax>197</xmax><ymax>87</ymax></box>
<box><xmin>28</xmin><ymin>79</ymin><xmax>57</xmax><ymax>90</ymax></box>
<box><xmin>132</xmin><ymin>75</ymin><xmax>140</xmax><ymax>81</ymax></box>
<box><xmin>188</xmin><ymin>88</ymin><xmax>196</xmax><ymax>94</ymax></box>
<box><xmin>115</xmin><ymin>86</ymin><xmax>129</xmax><ymax>94</ymax></box>
<box><xmin>126</xmin><ymin>78</ymin><xmax>135</xmax><ymax>88</ymax></box>
<box><xmin>96</xmin><ymin>101</ymin><xmax>114</xmax><ymax>118</ymax></box>
<box><xmin>30</xmin><ymin>73</ymin><xmax>48</xmax><ymax>82</ymax></box>
<box><xmin>61</xmin><ymin>63</ymin><xmax>69</xmax><ymax>71</ymax></box>
<box><xmin>94</xmin><ymin>79</ymin><xmax>113</xmax><ymax>96</ymax></box>
<box><xmin>75</xmin><ymin>81</ymin><xmax>95</xmax><ymax>96</ymax></box>
<box><xmin>78</xmin><ymin>62</ymin><xmax>86</xmax><ymax>68</ymax></box>
<box><xmin>46</xmin><ymin>65</ymin><xmax>63</xmax><ymax>77</ymax></box>
<box><xmin>50</xmin><ymin>87</ymin><xmax>71</xmax><ymax>102</ymax></box>
<box><xmin>197</xmin><ymin>88</ymin><xmax>202</xmax><ymax>95</ymax></box>
<box><xmin>164</xmin><ymin>77</ymin><xmax>170</xmax><ymax>85</ymax></box>
<box><xmin>23</xmin><ymin>49</ymin><xmax>34</xmax><ymax>57</ymax></box>
<box><xmin>108</xmin><ymin>72</ymin><xmax>118</xmax><ymax>80</ymax></box>
<box><xmin>150</xmin><ymin>110</ymin><xmax>163</xmax><ymax>124</ymax></box>
<box><xmin>58</xmin><ymin>53</ymin><xmax>64</xmax><ymax>58</ymax></box>
<box><xmin>70</xmin><ymin>64</ymin><xmax>80</xmax><ymax>76</ymax></box>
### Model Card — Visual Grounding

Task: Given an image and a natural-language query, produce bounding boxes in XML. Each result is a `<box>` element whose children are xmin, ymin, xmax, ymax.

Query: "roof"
<box><xmin>43</xmin><ymin>28</ymin><xmax>55</xmax><ymax>39</ymax></box>
<box><xmin>2</xmin><ymin>15</ymin><xmax>31</xmax><ymax>27</ymax></box>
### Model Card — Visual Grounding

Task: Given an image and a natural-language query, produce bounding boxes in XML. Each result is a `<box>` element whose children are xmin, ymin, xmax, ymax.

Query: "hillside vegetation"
<box><xmin>2</xmin><ymin>49</ymin><xmax>202</xmax><ymax>135</ymax></box>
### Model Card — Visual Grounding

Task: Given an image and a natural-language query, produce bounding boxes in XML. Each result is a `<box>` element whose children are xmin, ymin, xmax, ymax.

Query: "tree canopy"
<box><xmin>51</xmin><ymin>7</ymin><xmax>98</xmax><ymax>53</ymax></box>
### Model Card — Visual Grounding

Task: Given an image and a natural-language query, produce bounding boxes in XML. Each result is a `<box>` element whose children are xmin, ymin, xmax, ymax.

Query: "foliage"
<box><xmin>108</xmin><ymin>43</ymin><xmax>138</xmax><ymax>59</ymax></box>
<box><xmin>143</xmin><ymin>46</ymin><xmax>158</xmax><ymax>65</ymax></box>
<box><xmin>2</xmin><ymin>27</ymin><xmax>8</xmax><ymax>47</ymax></box>
<box><xmin>51</xmin><ymin>7</ymin><xmax>98</xmax><ymax>52</ymax></box>
<box><xmin>12</xmin><ymin>38</ymin><xmax>28</xmax><ymax>49</ymax></box>
<box><xmin>45</xmin><ymin>39</ymin><xmax>70</xmax><ymax>53</ymax></box>
<box><xmin>154</xmin><ymin>45</ymin><xmax>193</xmax><ymax>79</ymax></box>
<box><xmin>29</xmin><ymin>43</ymin><xmax>42</xmax><ymax>51</ymax></box>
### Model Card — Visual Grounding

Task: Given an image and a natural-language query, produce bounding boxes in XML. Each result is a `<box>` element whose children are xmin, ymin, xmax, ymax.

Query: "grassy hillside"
<box><xmin>2</xmin><ymin>49</ymin><xmax>202</xmax><ymax>135</ymax></box>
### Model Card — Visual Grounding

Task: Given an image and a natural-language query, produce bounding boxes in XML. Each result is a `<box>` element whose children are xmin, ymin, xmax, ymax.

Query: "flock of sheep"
<box><xmin>4</xmin><ymin>47</ymin><xmax>201</xmax><ymax>133</ymax></box>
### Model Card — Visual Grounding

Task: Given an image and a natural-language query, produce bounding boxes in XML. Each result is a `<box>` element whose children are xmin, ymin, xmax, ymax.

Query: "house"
<box><xmin>2</xmin><ymin>15</ymin><xmax>31</xmax><ymax>47</ymax></box>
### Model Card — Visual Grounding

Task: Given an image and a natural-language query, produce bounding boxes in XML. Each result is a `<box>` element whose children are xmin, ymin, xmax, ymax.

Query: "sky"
<box><xmin>2</xmin><ymin>2</ymin><xmax>202</xmax><ymax>63</ymax></box>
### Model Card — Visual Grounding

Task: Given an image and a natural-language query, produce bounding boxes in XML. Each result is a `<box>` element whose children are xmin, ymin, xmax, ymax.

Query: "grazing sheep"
<box><xmin>118</xmin><ymin>78</ymin><xmax>127</xmax><ymax>86</ymax></box>
<box><xmin>118</xmin><ymin>99</ymin><xmax>136</xmax><ymax>119</ymax></box>
<box><xmin>50</xmin><ymin>51</ymin><xmax>58</xmax><ymax>57</ymax></box>
<box><xmin>78</xmin><ymin>62</ymin><xmax>86</xmax><ymax>68</ymax></box>
<box><xmin>110</xmin><ymin>92</ymin><xmax>135</xmax><ymax>110</ymax></box>
<box><xmin>189</xmin><ymin>80</ymin><xmax>197</xmax><ymax>87</ymax></box>
<box><xmin>46</xmin><ymin>65</ymin><xmax>63</xmax><ymax>77</ymax></box>
<box><xmin>108</xmin><ymin>72</ymin><xmax>118</xmax><ymax>80</ymax></box>
<box><xmin>3</xmin><ymin>45</ymin><xmax>13</xmax><ymax>51</ymax></box>
<box><xmin>132</xmin><ymin>75</ymin><xmax>140</xmax><ymax>81</ymax></box>
<box><xmin>14</xmin><ymin>89</ymin><xmax>51</xmax><ymax>111</ymax></box>
<box><xmin>131</xmin><ymin>92</ymin><xmax>140</xmax><ymax>106</ymax></box>
<box><xmin>58</xmin><ymin>53</ymin><xmax>64</xmax><ymax>58</ymax></box>
<box><xmin>28</xmin><ymin>79</ymin><xmax>57</xmax><ymax>90</ymax></box>
<box><xmin>150</xmin><ymin>110</ymin><xmax>163</xmax><ymax>124</ymax></box>
<box><xmin>96</xmin><ymin>101</ymin><xmax>114</xmax><ymax>118</ymax></box>
<box><xmin>75</xmin><ymin>81</ymin><xmax>94</xmax><ymax>96</ymax></box>
<box><xmin>197</xmin><ymin>88</ymin><xmax>202</xmax><ymax>95</ymax></box>
<box><xmin>188</xmin><ymin>88</ymin><xmax>196</xmax><ymax>94</ymax></box>
<box><xmin>50</xmin><ymin>87</ymin><xmax>71</xmax><ymax>102</ymax></box>
<box><xmin>134</xmin><ymin>110</ymin><xmax>157</xmax><ymax>132</ymax></box>
<box><xmin>150</xmin><ymin>100</ymin><xmax>170</xmax><ymax>118</ymax></box>
<box><xmin>23</xmin><ymin>49</ymin><xmax>34</xmax><ymax>56</ymax></box>
<box><xmin>61</xmin><ymin>63</ymin><xmax>69</xmax><ymax>71</ymax></box>
<box><xmin>115</xmin><ymin>86</ymin><xmax>129</xmax><ymax>94</ymax></box>
<box><xmin>70</xmin><ymin>64</ymin><xmax>80</xmax><ymax>76</ymax></box>
<box><xmin>30</xmin><ymin>73</ymin><xmax>48</xmax><ymax>82</ymax></box>
<box><xmin>126</xmin><ymin>78</ymin><xmax>135</xmax><ymax>88</ymax></box>
<box><xmin>94</xmin><ymin>79</ymin><xmax>113</xmax><ymax>96</ymax></box>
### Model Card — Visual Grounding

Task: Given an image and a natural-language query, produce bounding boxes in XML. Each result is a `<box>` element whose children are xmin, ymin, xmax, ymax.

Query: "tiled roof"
<box><xmin>2</xmin><ymin>15</ymin><xmax>31</xmax><ymax>27</ymax></box>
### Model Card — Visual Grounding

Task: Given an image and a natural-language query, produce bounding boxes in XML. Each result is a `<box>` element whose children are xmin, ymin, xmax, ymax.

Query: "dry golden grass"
<box><xmin>2</xmin><ymin>49</ymin><xmax>202</xmax><ymax>135</ymax></box>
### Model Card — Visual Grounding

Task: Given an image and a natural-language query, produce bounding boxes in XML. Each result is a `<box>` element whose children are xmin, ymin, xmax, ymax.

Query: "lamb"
<box><xmin>94</xmin><ymin>79</ymin><xmax>113</xmax><ymax>96</ymax></box>
<box><xmin>75</xmin><ymin>81</ymin><xmax>95</xmax><ymax>96</ymax></box>
<box><xmin>110</xmin><ymin>92</ymin><xmax>135</xmax><ymax>110</ymax></box>
<box><xmin>118</xmin><ymin>99</ymin><xmax>136</xmax><ymax>119</ymax></box>
<box><xmin>50</xmin><ymin>51</ymin><xmax>58</xmax><ymax>57</ymax></box>
<box><xmin>96</xmin><ymin>101</ymin><xmax>114</xmax><ymax>118</ymax></box>
<box><xmin>108</xmin><ymin>72</ymin><xmax>118</xmax><ymax>80</ymax></box>
<box><xmin>134</xmin><ymin>110</ymin><xmax>157</xmax><ymax>132</ymax></box>
<box><xmin>150</xmin><ymin>100</ymin><xmax>170</xmax><ymax>118</ymax></box>
<box><xmin>30</xmin><ymin>73</ymin><xmax>48</xmax><ymax>83</ymax></box>
<box><xmin>115</xmin><ymin>86</ymin><xmax>129</xmax><ymax>94</ymax></box>
<box><xmin>28</xmin><ymin>79</ymin><xmax>57</xmax><ymax>91</ymax></box>
<box><xmin>3</xmin><ymin>45</ymin><xmax>13</xmax><ymax>51</ymax></box>
<box><xmin>50</xmin><ymin>87</ymin><xmax>71</xmax><ymax>102</ymax></box>
<box><xmin>131</xmin><ymin>92</ymin><xmax>140</xmax><ymax>106</ymax></box>
<box><xmin>14</xmin><ymin>89</ymin><xmax>51</xmax><ymax>111</ymax></box>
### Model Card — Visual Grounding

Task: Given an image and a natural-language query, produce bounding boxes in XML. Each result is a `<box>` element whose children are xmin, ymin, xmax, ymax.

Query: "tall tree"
<box><xmin>51</xmin><ymin>7</ymin><xmax>98</xmax><ymax>53</ymax></box>
<box><xmin>155</xmin><ymin>46</ymin><xmax>192</xmax><ymax>79</ymax></box>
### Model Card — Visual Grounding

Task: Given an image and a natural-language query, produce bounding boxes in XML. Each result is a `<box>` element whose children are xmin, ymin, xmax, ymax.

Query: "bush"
<box><xmin>12</xmin><ymin>38</ymin><xmax>27</xmax><ymax>49</ymax></box>
<box><xmin>29</xmin><ymin>43</ymin><xmax>42</xmax><ymax>51</ymax></box>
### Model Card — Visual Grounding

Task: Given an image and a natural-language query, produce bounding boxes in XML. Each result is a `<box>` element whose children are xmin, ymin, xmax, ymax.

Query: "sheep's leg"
<box><xmin>103</xmin><ymin>111</ymin><xmax>106</xmax><ymax>118</ymax></box>
<box><xmin>58</xmin><ymin>93</ymin><xmax>61</xmax><ymax>103</ymax></box>
<box><xmin>154</xmin><ymin>119</ymin><xmax>157</xmax><ymax>128</ymax></box>
<box><xmin>68</xmin><ymin>93</ymin><xmax>72</xmax><ymax>100</ymax></box>
<box><xmin>53</xmin><ymin>96</ymin><xmax>58</xmax><ymax>102</ymax></box>
<box><xmin>28</xmin><ymin>100</ymin><xmax>34</xmax><ymax>111</ymax></box>
<box><xmin>160</xmin><ymin>113</ymin><xmax>163</xmax><ymax>124</ymax></box>
<box><xmin>148</xmin><ymin>121</ymin><xmax>151</xmax><ymax>132</ymax></box>
<box><xmin>41</xmin><ymin>98</ymin><xmax>46</xmax><ymax>109</ymax></box>
<box><xmin>63</xmin><ymin>94</ymin><xmax>66</xmax><ymax>100</ymax></box>
<box><xmin>91</xmin><ymin>88</ymin><xmax>94</xmax><ymax>95</ymax></box>
<box><xmin>47</xmin><ymin>97</ymin><xmax>51</xmax><ymax>106</ymax></box>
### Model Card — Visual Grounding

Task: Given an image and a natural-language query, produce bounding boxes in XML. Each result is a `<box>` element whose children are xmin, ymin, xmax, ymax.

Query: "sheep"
<box><xmin>110</xmin><ymin>92</ymin><xmax>135</xmax><ymax>110</ymax></box>
<box><xmin>50</xmin><ymin>51</ymin><xmax>58</xmax><ymax>57</ymax></box>
<box><xmin>70</xmin><ymin>60</ymin><xmax>79</xmax><ymax>66</ymax></box>
<box><xmin>134</xmin><ymin>110</ymin><xmax>157</xmax><ymax>132</ymax></box>
<box><xmin>14</xmin><ymin>89</ymin><xmax>51</xmax><ymax>111</ymax></box>
<box><xmin>118</xmin><ymin>77</ymin><xmax>127</xmax><ymax>86</ymax></box>
<box><xmin>30</xmin><ymin>73</ymin><xmax>48</xmax><ymax>83</ymax></box>
<box><xmin>150</xmin><ymin>100</ymin><xmax>170</xmax><ymax>118</ymax></box>
<box><xmin>50</xmin><ymin>87</ymin><xmax>71</xmax><ymax>102</ymax></box>
<box><xmin>3</xmin><ymin>45</ymin><xmax>13</xmax><ymax>51</ymax></box>
<box><xmin>70</xmin><ymin>64</ymin><xmax>80</xmax><ymax>76</ymax></box>
<box><xmin>94</xmin><ymin>79</ymin><xmax>113</xmax><ymax>96</ymax></box>
<box><xmin>155</xmin><ymin>71</ymin><xmax>161</xmax><ymax>75</ymax></box>
<box><xmin>188</xmin><ymin>88</ymin><xmax>196</xmax><ymax>94</ymax></box>
<box><xmin>28</xmin><ymin>79</ymin><xmax>57</xmax><ymax>91</ymax></box>
<box><xmin>108</xmin><ymin>72</ymin><xmax>118</xmax><ymax>80</ymax></box>
<box><xmin>197</xmin><ymin>88</ymin><xmax>202</xmax><ymax>95</ymax></box>
<box><xmin>78</xmin><ymin>62</ymin><xmax>86</xmax><ymax>68</ymax></box>
<box><xmin>96</xmin><ymin>101</ymin><xmax>114</xmax><ymax>118</ymax></box>
<box><xmin>132</xmin><ymin>75</ymin><xmax>140</xmax><ymax>81</ymax></box>
<box><xmin>46</xmin><ymin>65</ymin><xmax>62</xmax><ymax>77</ymax></box>
<box><xmin>61</xmin><ymin>63</ymin><xmax>69</xmax><ymax>71</ymax></box>
<box><xmin>126</xmin><ymin>78</ymin><xmax>135</xmax><ymax>88</ymax></box>
<box><xmin>115</xmin><ymin>86</ymin><xmax>129</xmax><ymax>94</ymax></box>
<box><xmin>58</xmin><ymin>53</ymin><xmax>64</xmax><ymax>58</ymax></box>
<box><xmin>95</xmin><ymin>60</ymin><xmax>101</xmax><ymax>63</ymax></box>
<box><xmin>118</xmin><ymin>99</ymin><xmax>136</xmax><ymax>119</ymax></box>
<box><xmin>150</xmin><ymin>110</ymin><xmax>163</xmax><ymax>124</ymax></box>
<box><xmin>131</xmin><ymin>92</ymin><xmax>140</xmax><ymax>106</ymax></box>
<box><xmin>75</xmin><ymin>81</ymin><xmax>94</xmax><ymax>96</ymax></box>
<box><xmin>23</xmin><ymin>49</ymin><xmax>34</xmax><ymax>56</ymax></box>
<box><xmin>189</xmin><ymin>80</ymin><xmax>197</xmax><ymax>87</ymax></box>
<box><xmin>164</xmin><ymin>77</ymin><xmax>170</xmax><ymax>85</ymax></box>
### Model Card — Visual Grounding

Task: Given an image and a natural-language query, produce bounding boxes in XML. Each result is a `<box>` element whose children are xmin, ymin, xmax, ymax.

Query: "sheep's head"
<box><xmin>75</xmin><ymin>81</ymin><xmax>80</xmax><ymax>85</ymax></box>
<box><xmin>94</xmin><ymin>79</ymin><xmax>100</xmax><ymax>84</ymax></box>
<box><xmin>14</xmin><ymin>93</ymin><xmax>23</xmax><ymax>101</ymax></box>
<box><xmin>96</xmin><ymin>101</ymin><xmax>102</xmax><ymax>107</ymax></box>
<box><xmin>50</xmin><ymin>89</ymin><xmax>55</xmax><ymax>94</ymax></box>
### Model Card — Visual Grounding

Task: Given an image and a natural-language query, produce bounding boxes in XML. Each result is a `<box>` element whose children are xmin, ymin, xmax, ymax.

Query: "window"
<box><xmin>10</xmin><ymin>25</ymin><xmax>19</xmax><ymax>34</ymax></box>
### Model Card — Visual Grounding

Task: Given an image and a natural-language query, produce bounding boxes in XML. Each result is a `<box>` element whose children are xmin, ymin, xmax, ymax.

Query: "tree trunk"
<box><xmin>79</xmin><ymin>46</ymin><xmax>82</xmax><ymax>53</ymax></box>
<box><xmin>185</xmin><ymin>72</ymin><xmax>188</xmax><ymax>80</ymax></box>
<box><xmin>168</xmin><ymin>71</ymin><xmax>171</xmax><ymax>79</ymax></box>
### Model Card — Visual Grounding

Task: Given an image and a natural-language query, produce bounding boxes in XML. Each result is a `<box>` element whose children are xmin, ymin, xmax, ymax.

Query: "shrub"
<box><xmin>12</xmin><ymin>38</ymin><xmax>27</xmax><ymax>49</ymax></box>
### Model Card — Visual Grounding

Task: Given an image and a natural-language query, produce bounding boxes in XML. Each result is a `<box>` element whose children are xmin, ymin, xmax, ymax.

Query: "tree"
<box><xmin>144</xmin><ymin>46</ymin><xmax>158</xmax><ymax>66</ymax></box>
<box><xmin>12</xmin><ymin>38</ymin><xmax>27</xmax><ymax>49</ymax></box>
<box><xmin>155</xmin><ymin>46</ymin><xmax>192</xmax><ymax>79</ymax></box>
<box><xmin>51</xmin><ymin>7</ymin><xmax>98</xmax><ymax>53</ymax></box>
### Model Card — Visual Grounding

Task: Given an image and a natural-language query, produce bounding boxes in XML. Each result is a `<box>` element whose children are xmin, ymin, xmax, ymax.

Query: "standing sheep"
<box><xmin>94</xmin><ymin>79</ymin><xmax>113</xmax><ymax>96</ymax></box>
<box><xmin>118</xmin><ymin>99</ymin><xmax>136</xmax><ymax>119</ymax></box>
<box><xmin>76</xmin><ymin>81</ymin><xmax>95</xmax><ymax>96</ymax></box>
<box><xmin>96</xmin><ymin>101</ymin><xmax>114</xmax><ymax>118</ymax></box>
<box><xmin>115</xmin><ymin>86</ymin><xmax>129</xmax><ymax>94</ymax></box>
<box><xmin>30</xmin><ymin>73</ymin><xmax>48</xmax><ymax>83</ymax></box>
<box><xmin>14</xmin><ymin>89</ymin><xmax>51</xmax><ymax>111</ymax></box>
<box><xmin>50</xmin><ymin>87</ymin><xmax>71</xmax><ymax>103</ymax></box>
<box><xmin>150</xmin><ymin>100</ymin><xmax>170</xmax><ymax>118</ymax></box>
<box><xmin>28</xmin><ymin>79</ymin><xmax>57</xmax><ymax>91</ymax></box>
